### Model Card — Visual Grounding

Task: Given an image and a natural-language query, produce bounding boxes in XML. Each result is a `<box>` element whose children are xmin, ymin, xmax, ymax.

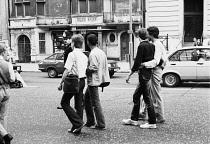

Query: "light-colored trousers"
<box><xmin>140</xmin><ymin>67</ymin><xmax>165</xmax><ymax>120</ymax></box>
<box><xmin>0</xmin><ymin>86</ymin><xmax>10</xmax><ymax>137</ymax></box>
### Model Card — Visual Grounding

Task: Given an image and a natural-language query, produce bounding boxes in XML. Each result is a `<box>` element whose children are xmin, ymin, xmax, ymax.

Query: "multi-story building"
<box><xmin>9</xmin><ymin>0</ymin><xmax>142</xmax><ymax>63</ymax></box>
<box><xmin>146</xmin><ymin>0</ymin><xmax>209</xmax><ymax>51</ymax></box>
<box><xmin>9</xmin><ymin>0</ymin><xmax>209</xmax><ymax>63</ymax></box>
<box><xmin>0</xmin><ymin>0</ymin><xmax>10</xmax><ymax>46</ymax></box>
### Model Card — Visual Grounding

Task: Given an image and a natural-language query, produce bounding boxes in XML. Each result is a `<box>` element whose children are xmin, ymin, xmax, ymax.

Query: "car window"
<box><xmin>197</xmin><ymin>49</ymin><xmax>210</xmax><ymax>61</ymax></box>
<box><xmin>45</xmin><ymin>53</ymin><xmax>57</xmax><ymax>60</ymax></box>
<box><xmin>57</xmin><ymin>53</ymin><xmax>64</xmax><ymax>60</ymax></box>
<box><xmin>169</xmin><ymin>49</ymin><xmax>195</xmax><ymax>61</ymax></box>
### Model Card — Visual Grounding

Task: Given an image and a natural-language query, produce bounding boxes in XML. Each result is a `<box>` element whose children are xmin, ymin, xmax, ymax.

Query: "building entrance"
<box><xmin>184</xmin><ymin>0</ymin><xmax>203</xmax><ymax>42</ymax></box>
<box><xmin>18</xmin><ymin>35</ymin><xmax>31</xmax><ymax>63</ymax></box>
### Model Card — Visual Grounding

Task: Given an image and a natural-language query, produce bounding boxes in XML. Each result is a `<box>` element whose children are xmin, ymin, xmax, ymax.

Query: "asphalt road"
<box><xmin>7</xmin><ymin>72</ymin><xmax>210</xmax><ymax>144</ymax></box>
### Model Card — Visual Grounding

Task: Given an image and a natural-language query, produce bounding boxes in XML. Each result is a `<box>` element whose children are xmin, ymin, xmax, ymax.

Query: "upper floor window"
<box><xmin>78</xmin><ymin>0</ymin><xmax>96</xmax><ymax>13</ymax></box>
<box><xmin>36</xmin><ymin>0</ymin><xmax>45</xmax><ymax>16</ymax></box>
<box><xmin>14</xmin><ymin>0</ymin><xmax>31</xmax><ymax>17</ymax></box>
<box><xmin>39</xmin><ymin>33</ymin><xmax>46</xmax><ymax>54</ymax></box>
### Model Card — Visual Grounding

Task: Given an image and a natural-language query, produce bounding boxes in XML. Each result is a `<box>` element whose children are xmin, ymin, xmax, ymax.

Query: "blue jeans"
<box><xmin>131</xmin><ymin>74</ymin><xmax>156</xmax><ymax>124</ymax></box>
<box><xmin>84</xmin><ymin>86</ymin><xmax>105</xmax><ymax>127</ymax></box>
<box><xmin>60</xmin><ymin>78</ymin><xmax>85</xmax><ymax>129</ymax></box>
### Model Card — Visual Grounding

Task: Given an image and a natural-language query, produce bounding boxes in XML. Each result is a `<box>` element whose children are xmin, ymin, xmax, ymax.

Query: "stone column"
<box><xmin>30</xmin><ymin>29</ymin><xmax>37</xmax><ymax>63</ymax></box>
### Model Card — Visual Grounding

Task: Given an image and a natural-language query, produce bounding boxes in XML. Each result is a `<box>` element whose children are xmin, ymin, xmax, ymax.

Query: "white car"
<box><xmin>162</xmin><ymin>46</ymin><xmax>210</xmax><ymax>87</ymax></box>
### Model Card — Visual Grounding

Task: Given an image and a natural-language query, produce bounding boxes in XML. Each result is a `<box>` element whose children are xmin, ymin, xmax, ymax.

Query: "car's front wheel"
<box><xmin>109</xmin><ymin>70</ymin><xmax>114</xmax><ymax>78</ymax></box>
<box><xmin>47</xmin><ymin>68</ymin><xmax>58</xmax><ymax>78</ymax></box>
<box><xmin>163</xmin><ymin>73</ymin><xmax>180</xmax><ymax>87</ymax></box>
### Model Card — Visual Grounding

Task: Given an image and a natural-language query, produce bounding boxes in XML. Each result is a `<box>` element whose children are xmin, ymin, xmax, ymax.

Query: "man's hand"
<box><xmin>125</xmin><ymin>75</ymin><xmax>131</xmax><ymax>84</ymax></box>
<box><xmin>58</xmin><ymin>83</ymin><xmax>62</xmax><ymax>91</ymax></box>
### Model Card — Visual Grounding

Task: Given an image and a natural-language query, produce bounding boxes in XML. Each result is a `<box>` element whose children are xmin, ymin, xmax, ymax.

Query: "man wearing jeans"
<box><xmin>122</xmin><ymin>28</ymin><xmax>157</xmax><ymax>129</ymax></box>
<box><xmin>84</xmin><ymin>34</ymin><xmax>110</xmax><ymax>129</ymax></box>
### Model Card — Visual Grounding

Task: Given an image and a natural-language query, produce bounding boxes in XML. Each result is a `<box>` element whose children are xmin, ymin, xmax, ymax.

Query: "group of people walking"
<box><xmin>58</xmin><ymin>26</ymin><xmax>167</xmax><ymax>134</ymax></box>
<box><xmin>57</xmin><ymin>33</ymin><xmax>110</xmax><ymax>134</ymax></box>
<box><xmin>0</xmin><ymin>26</ymin><xmax>167</xmax><ymax>143</ymax></box>
<box><xmin>123</xmin><ymin>26</ymin><xmax>167</xmax><ymax>129</ymax></box>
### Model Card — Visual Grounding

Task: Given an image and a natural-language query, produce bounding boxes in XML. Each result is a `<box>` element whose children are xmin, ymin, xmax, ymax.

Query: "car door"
<box><xmin>196</xmin><ymin>48</ymin><xmax>210</xmax><ymax>80</ymax></box>
<box><xmin>167</xmin><ymin>49</ymin><xmax>196</xmax><ymax>80</ymax></box>
<box><xmin>56</xmin><ymin>53</ymin><xmax>64</xmax><ymax>74</ymax></box>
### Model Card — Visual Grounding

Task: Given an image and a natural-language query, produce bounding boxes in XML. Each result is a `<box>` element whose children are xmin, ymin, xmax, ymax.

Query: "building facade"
<box><xmin>9</xmin><ymin>0</ymin><xmax>142</xmax><ymax>63</ymax></box>
<box><xmin>0</xmin><ymin>0</ymin><xmax>10</xmax><ymax>46</ymax></box>
<box><xmin>146</xmin><ymin>0</ymin><xmax>209</xmax><ymax>51</ymax></box>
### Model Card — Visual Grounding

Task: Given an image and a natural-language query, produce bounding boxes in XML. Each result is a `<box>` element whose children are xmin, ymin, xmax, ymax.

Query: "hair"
<box><xmin>136</xmin><ymin>28</ymin><xmax>148</xmax><ymax>40</ymax></box>
<box><xmin>87</xmin><ymin>34</ymin><xmax>98</xmax><ymax>46</ymax></box>
<box><xmin>71</xmin><ymin>34</ymin><xmax>84</xmax><ymax>48</ymax></box>
<box><xmin>147</xmin><ymin>26</ymin><xmax>159</xmax><ymax>39</ymax></box>
<box><xmin>0</xmin><ymin>44</ymin><xmax>7</xmax><ymax>55</ymax></box>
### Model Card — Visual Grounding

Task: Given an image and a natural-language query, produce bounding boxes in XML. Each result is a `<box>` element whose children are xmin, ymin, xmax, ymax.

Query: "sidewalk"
<box><xmin>16</xmin><ymin>61</ymin><xmax>131</xmax><ymax>73</ymax></box>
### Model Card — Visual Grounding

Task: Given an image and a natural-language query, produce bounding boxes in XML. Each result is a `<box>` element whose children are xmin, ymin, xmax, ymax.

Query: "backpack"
<box><xmin>99</xmin><ymin>82</ymin><xmax>110</xmax><ymax>92</ymax></box>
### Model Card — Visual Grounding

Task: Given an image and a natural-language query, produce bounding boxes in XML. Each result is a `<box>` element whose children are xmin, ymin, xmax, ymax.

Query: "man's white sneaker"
<box><xmin>122</xmin><ymin>119</ymin><xmax>139</xmax><ymax>126</ymax></box>
<box><xmin>140</xmin><ymin>123</ymin><xmax>157</xmax><ymax>129</ymax></box>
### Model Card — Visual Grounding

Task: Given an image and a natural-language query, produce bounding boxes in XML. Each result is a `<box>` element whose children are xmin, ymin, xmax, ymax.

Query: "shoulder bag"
<box><xmin>63</xmin><ymin>52</ymin><xmax>79</xmax><ymax>93</ymax></box>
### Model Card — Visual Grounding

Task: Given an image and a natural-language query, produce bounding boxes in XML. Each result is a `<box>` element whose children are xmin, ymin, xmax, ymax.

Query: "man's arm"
<box><xmin>142</xmin><ymin>43</ymin><xmax>162</xmax><ymax>68</ymax></box>
<box><xmin>8</xmin><ymin>63</ymin><xmax>15</xmax><ymax>82</ymax></box>
<box><xmin>87</xmin><ymin>54</ymin><xmax>99</xmax><ymax>73</ymax></box>
<box><xmin>131</xmin><ymin>45</ymin><xmax>143</xmax><ymax>72</ymax></box>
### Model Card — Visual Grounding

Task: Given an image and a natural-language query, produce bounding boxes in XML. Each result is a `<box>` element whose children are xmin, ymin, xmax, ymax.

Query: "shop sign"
<box><xmin>72</xmin><ymin>15</ymin><xmax>103</xmax><ymax>25</ymax></box>
<box><xmin>10</xmin><ymin>19</ymin><xmax>36</xmax><ymax>27</ymax></box>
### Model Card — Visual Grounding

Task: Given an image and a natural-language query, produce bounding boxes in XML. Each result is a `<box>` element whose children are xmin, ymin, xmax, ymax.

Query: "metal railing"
<box><xmin>159</xmin><ymin>34</ymin><xmax>169</xmax><ymax>51</ymax></box>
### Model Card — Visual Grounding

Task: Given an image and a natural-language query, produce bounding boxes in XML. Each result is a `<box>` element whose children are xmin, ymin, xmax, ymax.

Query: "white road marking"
<box><xmin>107</xmin><ymin>87</ymin><xmax>196</xmax><ymax>90</ymax></box>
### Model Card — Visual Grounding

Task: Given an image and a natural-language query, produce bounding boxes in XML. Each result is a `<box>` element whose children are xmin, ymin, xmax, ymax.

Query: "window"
<box><xmin>57</xmin><ymin>53</ymin><xmax>64</xmax><ymax>60</ymax></box>
<box><xmin>79</xmin><ymin>0</ymin><xmax>86</xmax><ymax>13</ymax></box>
<box><xmin>169</xmin><ymin>49</ymin><xmax>195</xmax><ymax>61</ymax></box>
<box><xmin>39</xmin><ymin>33</ymin><xmax>46</xmax><ymax>54</ymax></box>
<box><xmin>79</xmin><ymin>0</ymin><xmax>96</xmax><ymax>13</ymax></box>
<box><xmin>89</xmin><ymin>0</ymin><xmax>96</xmax><ymax>13</ymax></box>
<box><xmin>109</xmin><ymin>33</ymin><xmax>116</xmax><ymax>43</ymax></box>
<box><xmin>46</xmin><ymin>53</ymin><xmax>57</xmax><ymax>60</ymax></box>
<box><xmin>36</xmin><ymin>0</ymin><xmax>45</xmax><ymax>15</ymax></box>
<box><xmin>15</xmin><ymin>0</ymin><xmax>30</xmax><ymax>17</ymax></box>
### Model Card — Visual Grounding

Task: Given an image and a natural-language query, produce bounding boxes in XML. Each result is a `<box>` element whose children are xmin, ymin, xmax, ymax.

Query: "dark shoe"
<box><xmin>57</xmin><ymin>106</ymin><xmax>63</xmax><ymax>109</ymax></box>
<box><xmin>3</xmin><ymin>134</ymin><xmax>13</xmax><ymax>144</ymax></box>
<box><xmin>138</xmin><ymin>113</ymin><xmax>146</xmax><ymax>120</ymax></box>
<box><xmin>72</xmin><ymin>124</ymin><xmax>84</xmax><ymax>134</ymax></box>
<box><xmin>84</xmin><ymin>123</ymin><xmax>95</xmax><ymax>127</ymax></box>
<box><xmin>156</xmin><ymin>119</ymin><xmax>165</xmax><ymax>124</ymax></box>
<box><xmin>94</xmin><ymin>125</ymin><xmax>106</xmax><ymax>130</ymax></box>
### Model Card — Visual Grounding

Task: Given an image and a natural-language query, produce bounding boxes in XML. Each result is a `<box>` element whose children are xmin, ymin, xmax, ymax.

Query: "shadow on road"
<box><xmin>162</xmin><ymin>82</ymin><xmax>210</xmax><ymax>88</ymax></box>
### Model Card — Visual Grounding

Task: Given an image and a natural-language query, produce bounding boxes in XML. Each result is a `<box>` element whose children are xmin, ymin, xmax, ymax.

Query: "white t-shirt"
<box><xmin>144</xmin><ymin>39</ymin><xmax>167</xmax><ymax>68</ymax></box>
<box><xmin>64</xmin><ymin>48</ymin><xmax>88</xmax><ymax>78</ymax></box>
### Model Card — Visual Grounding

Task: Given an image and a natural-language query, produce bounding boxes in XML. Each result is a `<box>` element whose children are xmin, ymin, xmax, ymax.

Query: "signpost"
<box><xmin>129</xmin><ymin>0</ymin><xmax>133</xmax><ymax>69</ymax></box>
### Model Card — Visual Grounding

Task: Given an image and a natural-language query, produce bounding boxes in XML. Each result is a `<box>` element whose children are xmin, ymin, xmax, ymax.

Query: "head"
<box><xmin>147</xmin><ymin>26</ymin><xmax>159</xmax><ymax>40</ymax></box>
<box><xmin>193</xmin><ymin>37</ymin><xmax>197</xmax><ymax>42</ymax></box>
<box><xmin>136</xmin><ymin>28</ymin><xmax>148</xmax><ymax>41</ymax></box>
<box><xmin>87</xmin><ymin>34</ymin><xmax>98</xmax><ymax>48</ymax></box>
<box><xmin>71</xmin><ymin>34</ymin><xmax>84</xmax><ymax>49</ymax></box>
<box><xmin>0</xmin><ymin>44</ymin><xmax>9</xmax><ymax>61</ymax></box>
<box><xmin>197</xmin><ymin>39</ymin><xmax>201</xmax><ymax>43</ymax></box>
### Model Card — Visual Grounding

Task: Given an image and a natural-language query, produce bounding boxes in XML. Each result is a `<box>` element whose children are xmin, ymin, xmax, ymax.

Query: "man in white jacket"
<box><xmin>84</xmin><ymin>34</ymin><xmax>110</xmax><ymax>130</ymax></box>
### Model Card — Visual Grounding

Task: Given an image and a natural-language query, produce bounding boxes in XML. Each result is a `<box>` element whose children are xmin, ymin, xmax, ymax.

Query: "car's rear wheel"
<box><xmin>163</xmin><ymin>73</ymin><xmax>180</xmax><ymax>87</ymax></box>
<box><xmin>48</xmin><ymin>68</ymin><xmax>58</xmax><ymax>78</ymax></box>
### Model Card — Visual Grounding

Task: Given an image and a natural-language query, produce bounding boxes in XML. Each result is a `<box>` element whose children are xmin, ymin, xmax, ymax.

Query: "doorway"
<box><xmin>120</xmin><ymin>32</ymin><xmax>129</xmax><ymax>61</ymax></box>
<box><xmin>184</xmin><ymin>0</ymin><xmax>203</xmax><ymax>42</ymax></box>
<box><xmin>18</xmin><ymin>35</ymin><xmax>31</xmax><ymax>63</ymax></box>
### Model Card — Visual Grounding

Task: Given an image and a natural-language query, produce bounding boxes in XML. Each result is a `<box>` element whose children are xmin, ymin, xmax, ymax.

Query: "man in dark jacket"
<box><xmin>0</xmin><ymin>44</ymin><xmax>15</xmax><ymax>144</ymax></box>
<box><xmin>122</xmin><ymin>28</ymin><xmax>157</xmax><ymax>129</ymax></box>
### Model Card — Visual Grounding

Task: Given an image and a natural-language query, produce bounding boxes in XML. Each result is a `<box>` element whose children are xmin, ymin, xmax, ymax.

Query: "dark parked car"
<box><xmin>38</xmin><ymin>52</ymin><xmax>120</xmax><ymax>78</ymax></box>
<box><xmin>12</xmin><ymin>63</ymin><xmax>22</xmax><ymax>73</ymax></box>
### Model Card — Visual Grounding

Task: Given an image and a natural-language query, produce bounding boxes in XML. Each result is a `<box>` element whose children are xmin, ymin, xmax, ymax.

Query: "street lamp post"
<box><xmin>129</xmin><ymin>0</ymin><xmax>133</xmax><ymax>69</ymax></box>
